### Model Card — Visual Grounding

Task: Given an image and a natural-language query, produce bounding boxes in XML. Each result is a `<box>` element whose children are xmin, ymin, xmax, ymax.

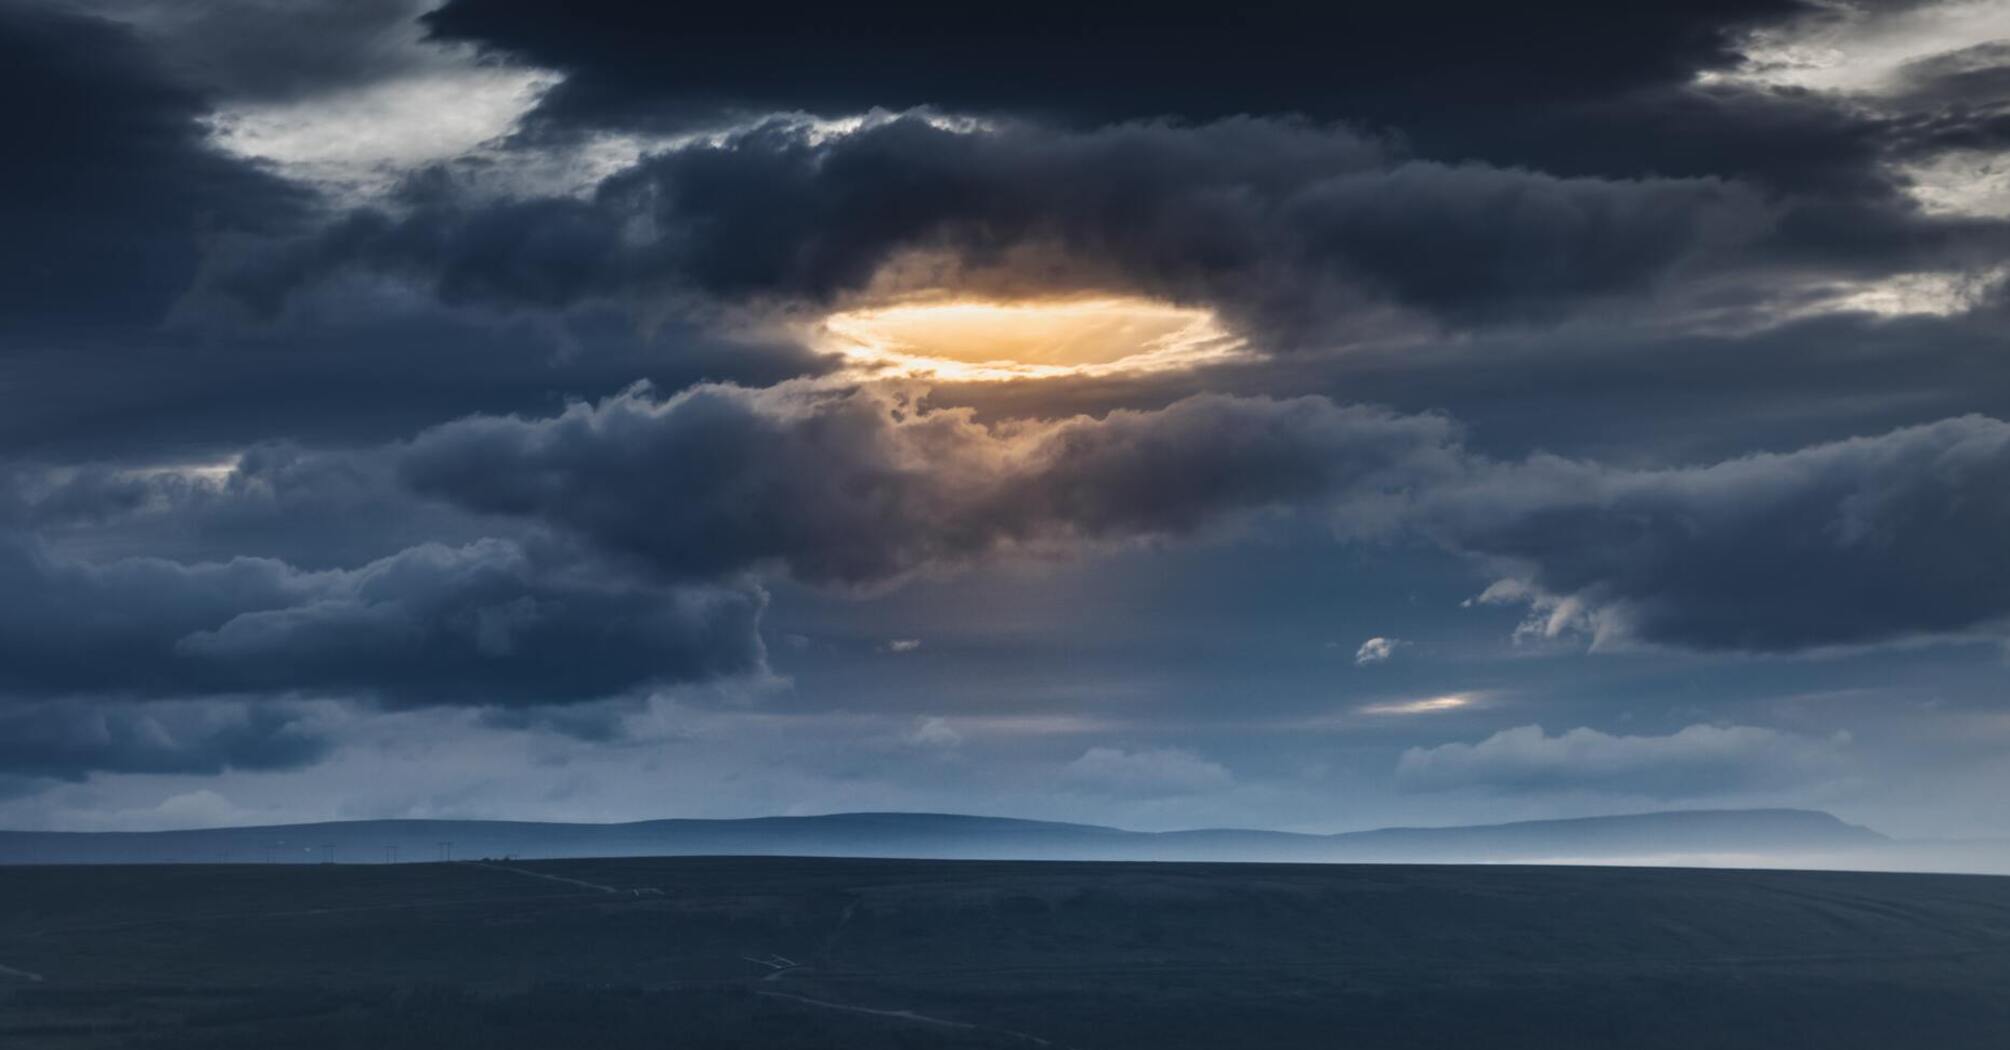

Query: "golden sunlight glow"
<box><xmin>815</xmin><ymin>296</ymin><xmax>1246</xmax><ymax>381</ymax></box>
<box><xmin>119</xmin><ymin>457</ymin><xmax>243</xmax><ymax>484</ymax></box>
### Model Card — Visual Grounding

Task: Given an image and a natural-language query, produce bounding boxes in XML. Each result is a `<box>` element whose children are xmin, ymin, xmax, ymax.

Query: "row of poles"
<box><xmin>242</xmin><ymin>841</ymin><xmax>455</xmax><ymax>864</ymax></box>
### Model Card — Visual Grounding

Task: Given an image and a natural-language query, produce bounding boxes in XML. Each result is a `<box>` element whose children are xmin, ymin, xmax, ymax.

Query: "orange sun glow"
<box><xmin>815</xmin><ymin>296</ymin><xmax>1246</xmax><ymax>380</ymax></box>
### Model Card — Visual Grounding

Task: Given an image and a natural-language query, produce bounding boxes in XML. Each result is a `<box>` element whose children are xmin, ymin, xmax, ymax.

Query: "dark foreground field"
<box><xmin>3</xmin><ymin>857</ymin><xmax>2009</xmax><ymax>1049</ymax></box>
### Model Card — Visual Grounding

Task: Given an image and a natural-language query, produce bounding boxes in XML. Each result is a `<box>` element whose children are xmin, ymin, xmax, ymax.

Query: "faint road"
<box><xmin>752</xmin><ymin>989</ymin><xmax>1069</xmax><ymax>1048</ymax></box>
<box><xmin>463</xmin><ymin>860</ymin><xmax>630</xmax><ymax>895</ymax></box>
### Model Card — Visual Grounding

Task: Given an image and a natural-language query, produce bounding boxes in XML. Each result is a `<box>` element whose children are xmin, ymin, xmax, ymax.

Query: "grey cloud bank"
<box><xmin>0</xmin><ymin>536</ymin><xmax>763</xmax><ymax>707</ymax></box>
<box><xmin>397</xmin><ymin>381</ymin><xmax>1461</xmax><ymax>587</ymax></box>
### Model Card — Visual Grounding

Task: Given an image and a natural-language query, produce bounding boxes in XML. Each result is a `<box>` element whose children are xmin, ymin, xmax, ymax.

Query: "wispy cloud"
<box><xmin>1354</xmin><ymin>636</ymin><xmax>1404</xmax><ymax>666</ymax></box>
<box><xmin>1361</xmin><ymin>694</ymin><xmax>1475</xmax><ymax>716</ymax></box>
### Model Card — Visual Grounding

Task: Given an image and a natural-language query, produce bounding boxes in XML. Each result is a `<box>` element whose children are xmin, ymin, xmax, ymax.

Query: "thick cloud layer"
<box><xmin>401</xmin><ymin>381</ymin><xmax>1461</xmax><ymax>587</ymax></box>
<box><xmin>0</xmin><ymin>6</ymin><xmax>304</xmax><ymax>335</ymax></box>
<box><xmin>0</xmin><ymin>536</ymin><xmax>763</xmax><ymax>707</ymax></box>
<box><xmin>85</xmin><ymin>0</ymin><xmax>458</xmax><ymax>105</ymax></box>
<box><xmin>0</xmin><ymin>701</ymin><xmax>329</xmax><ymax>786</ymax></box>
<box><xmin>222</xmin><ymin>118</ymin><xmax>1769</xmax><ymax>343</ymax></box>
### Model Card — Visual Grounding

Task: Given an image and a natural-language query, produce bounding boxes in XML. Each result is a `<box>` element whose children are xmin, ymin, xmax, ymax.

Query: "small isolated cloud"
<box><xmin>882</xmin><ymin>638</ymin><xmax>923</xmax><ymax>654</ymax></box>
<box><xmin>1397</xmin><ymin>723</ymin><xmax>1852</xmax><ymax>798</ymax></box>
<box><xmin>904</xmin><ymin>716</ymin><xmax>962</xmax><ymax>748</ymax></box>
<box><xmin>1064</xmin><ymin>746</ymin><xmax>1232</xmax><ymax>797</ymax></box>
<box><xmin>1354</xmin><ymin>636</ymin><xmax>1403</xmax><ymax>665</ymax></box>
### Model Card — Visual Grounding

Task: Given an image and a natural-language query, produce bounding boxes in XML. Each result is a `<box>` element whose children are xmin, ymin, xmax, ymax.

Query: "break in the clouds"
<box><xmin>4</xmin><ymin>0</ymin><xmax>2010</xmax><ymax>834</ymax></box>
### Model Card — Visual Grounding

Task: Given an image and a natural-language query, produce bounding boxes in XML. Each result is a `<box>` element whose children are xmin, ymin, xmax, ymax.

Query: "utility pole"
<box><xmin>384</xmin><ymin>844</ymin><xmax>399</xmax><ymax>865</ymax></box>
<box><xmin>319</xmin><ymin>842</ymin><xmax>335</xmax><ymax>865</ymax></box>
<box><xmin>437</xmin><ymin>841</ymin><xmax>453</xmax><ymax>863</ymax></box>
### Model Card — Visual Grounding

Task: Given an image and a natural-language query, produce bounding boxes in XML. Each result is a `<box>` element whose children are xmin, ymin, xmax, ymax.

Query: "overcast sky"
<box><xmin>6</xmin><ymin>0</ymin><xmax>2010</xmax><ymax>836</ymax></box>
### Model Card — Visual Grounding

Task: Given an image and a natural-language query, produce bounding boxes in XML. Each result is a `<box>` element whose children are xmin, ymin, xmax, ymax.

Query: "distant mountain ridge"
<box><xmin>0</xmin><ymin>807</ymin><xmax>1904</xmax><ymax>869</ymax></box>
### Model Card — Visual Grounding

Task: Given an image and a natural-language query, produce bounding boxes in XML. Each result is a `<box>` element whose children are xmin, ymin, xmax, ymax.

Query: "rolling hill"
<box><xmin>0</xmin><ymin>806</ymin><xmax>1967</xmax><ymax>871</ymax></box>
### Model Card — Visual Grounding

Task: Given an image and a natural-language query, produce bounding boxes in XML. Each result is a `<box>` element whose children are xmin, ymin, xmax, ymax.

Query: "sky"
<box><xmin>4</xmin><ymin>0</ymin><xmax>2010</xmax><ymax>837</ymax></box>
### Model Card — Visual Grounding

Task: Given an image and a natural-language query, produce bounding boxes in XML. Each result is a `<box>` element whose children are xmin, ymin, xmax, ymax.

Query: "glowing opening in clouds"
<box><xmin>816</xmin><ymin>296</ymin><xmax>1247</xmax><ymax>380</ymax></box>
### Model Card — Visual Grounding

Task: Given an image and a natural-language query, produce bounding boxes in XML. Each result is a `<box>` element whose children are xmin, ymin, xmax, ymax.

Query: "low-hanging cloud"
<box><xmin>1432</xmin><ymin>414</ymin><xmax>2010</xmax><ymax>651</ymax></box>
<box><xmin>0</xmin><ymin>535</ymin><xmax>764</xmax><ymax>707</ymax></box>
<box><xmin>1397</xmin><ymin>723</ymin><xmax>1852</xmax><ymax>798</ymax></box>
<box><xmin>0</xmin><ymin>700</ymin><xmax>330</xmax><ymax>787</ymax></box>
<box><xmin>1064</xmin><ymin>745</ymin><xmax>1233</xmax><ymax>798</ymax></box>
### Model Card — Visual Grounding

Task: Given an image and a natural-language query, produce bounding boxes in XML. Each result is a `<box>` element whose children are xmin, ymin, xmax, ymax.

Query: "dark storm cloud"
<box><xmin>1892</xmin><ymin>40</ymin><xmax>2010</xmax><ymax>111</ymax></box>
<box><xmin>1879</xmin><ymin>41</ymin><xmax>2010</xmax><ymax>160</ymax></box>
<box><xmin>222</xmin><ymin>117</ymin><xmax>1768</xmax><ymax>342</ymax></box>
<box><xmin>0</xmin><ymin>535</ymin><xmax>765</xmax><ymax>706</ymax></box>
<box><xmin>422</xmin><ymin>0</ymin><xmax>1807</xmax><ymax>133</ymax></box>
<box><xmin>415</xmin><ymin>0</ymin><xmax>1985</xmax><ymax>247</ymax></box>
<box><xmin>399</xmin><ymin>381</ymin><xmax>1462</xmax><ymax>588</ymax></box>
<box><xmin>1431</xmin><ymin>414</ymin><xmax>2010</xmax><ymax>652</ymax></box>
<box><xmin>0</xmin><ymin>701</ymin><xmax>329</xmax><ymax>783</ymax></box>
<box><xmin>3</xmin><ymin>444</ymin><xmax>501</xmax><ymax>568</ymax></box>
<box><xmin>937</xmin><ymin>304</ymin><xmax>2010</xmax><ymax>466</ymax></box>
<box><xmin>84</xmin><ymin>0</ymin><xmax>450</xmax><ymax>104</ymax></box>
<box><xmin>1447</xmin><ymin>84</ymin><xmax>1898</xmax><ymax>199</ymax></box>
<box><xmin>0</xmin><ymin>5</ymin><xmax>306</xmax><ymax>335</ymax></box>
